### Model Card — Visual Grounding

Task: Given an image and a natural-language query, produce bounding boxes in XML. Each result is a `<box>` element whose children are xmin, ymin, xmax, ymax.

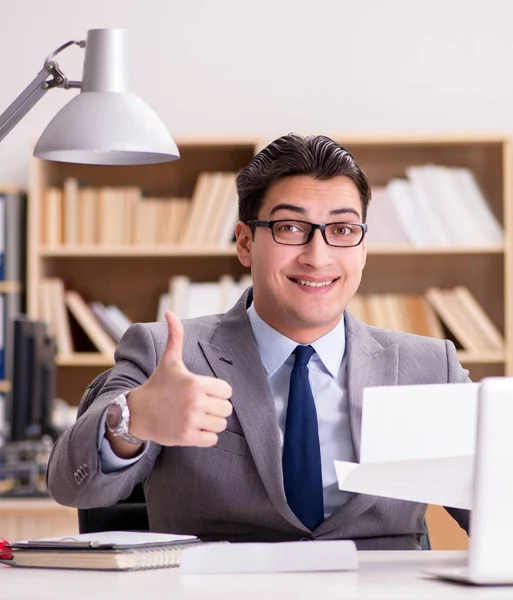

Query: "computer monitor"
<box><xmin>9</xmin><ymin>317</ymin><xmax>56</xmax><ymax>442</ymax></box>
<box><xmin>427</xmin><ymin>377</ymin><xmax>513</xmax><ymax>585</ymax></box>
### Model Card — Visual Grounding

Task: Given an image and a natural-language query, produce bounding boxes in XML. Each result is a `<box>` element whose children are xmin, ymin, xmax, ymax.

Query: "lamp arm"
<box><xmin>0</xmin><ymin>39</ymin><xmax>85</xmax><ymax>143</ymax></box>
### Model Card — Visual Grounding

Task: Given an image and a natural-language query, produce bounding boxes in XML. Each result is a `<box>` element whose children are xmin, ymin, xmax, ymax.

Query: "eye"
<box><xmin>329</xmin><ymin>224</ymin><xmax>354</xmax><ymax>236</ymax></box>
<box><xmin>275</xmin><ymin>222</ymin><xmax>305</xmax><ymax>233</ymax></box>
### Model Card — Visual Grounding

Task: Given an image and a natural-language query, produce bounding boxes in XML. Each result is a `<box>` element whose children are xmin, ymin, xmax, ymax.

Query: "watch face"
<box><xmin>106</xmin><ymin>403</ymin><xmax>123</xmax><ymax>432</ymax></box>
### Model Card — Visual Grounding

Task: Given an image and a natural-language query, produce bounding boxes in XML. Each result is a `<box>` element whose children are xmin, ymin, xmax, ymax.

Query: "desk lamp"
<box><xmin>0</xmin><ymin>28</ymin><xmax>179</xmax><ymax>165</ymax></box>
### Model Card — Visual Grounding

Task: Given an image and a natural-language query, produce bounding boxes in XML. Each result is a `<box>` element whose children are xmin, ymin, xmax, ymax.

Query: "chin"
<box><xmin>291</xmin><ymin>308</ymin><xmax>342</xmax><ymax>331</ymax></box>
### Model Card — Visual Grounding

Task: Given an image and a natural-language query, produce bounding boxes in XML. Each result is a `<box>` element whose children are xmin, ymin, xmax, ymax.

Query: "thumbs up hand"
<box><xmin>127</xmin><ymin>312</ymin><xmax>233</xmax><ymax>447</ymax></box>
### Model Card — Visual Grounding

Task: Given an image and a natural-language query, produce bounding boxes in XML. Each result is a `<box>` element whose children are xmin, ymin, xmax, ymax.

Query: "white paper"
<box><xmin>180</xmin><ymin>540</ymin><xmax>358</xmax><ymax>574</ymax></box>
<box><xmin>335</xmin><ymin>455</ymin><xmax>473</xmax><ymax>509</ymax></box>
<box><xmin>16</xmin><ymin>531</ymin><xmax>196</xmax><ymax>546</ymax></box>
<box><xmin>361</xmin><ymin>383</ymin><xmax>478</xmax><ymax>463</ymax></box>
<box><xmin>335</xmin><ymin>382</ymin><xmax>478</xmax><ymax>508</ymax></box>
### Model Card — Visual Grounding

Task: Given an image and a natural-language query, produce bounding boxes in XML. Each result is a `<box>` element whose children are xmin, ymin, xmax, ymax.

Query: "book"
<box><xmin>6</xmin><ymin>531</ymin><xmax>203</xmax><ymax>571</ymax></box>
<box><xmin>64</xmin><ymin>290</ymin><xmax>117</xmax><ymax>356</ymax></box>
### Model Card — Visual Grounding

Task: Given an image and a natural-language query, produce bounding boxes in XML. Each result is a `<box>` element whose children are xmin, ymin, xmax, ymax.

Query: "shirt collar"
<box><xmin>247</xmin><ymin>304</ymin><xmax>346</xmax><ymax>378</ymax></box>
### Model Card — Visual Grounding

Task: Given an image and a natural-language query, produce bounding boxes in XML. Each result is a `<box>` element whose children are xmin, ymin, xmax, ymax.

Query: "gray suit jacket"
<box><xmin>47</xmin><ymin>289</ymin><xmax>470</xmax><ymax>549</ymax></box>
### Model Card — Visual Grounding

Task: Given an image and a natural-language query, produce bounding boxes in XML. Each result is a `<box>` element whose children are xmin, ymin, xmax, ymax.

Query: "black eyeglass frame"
<box><xmin>245</xmin><ymin>219</ymin><xmax>368</xmax><ymax>247</ymax></box>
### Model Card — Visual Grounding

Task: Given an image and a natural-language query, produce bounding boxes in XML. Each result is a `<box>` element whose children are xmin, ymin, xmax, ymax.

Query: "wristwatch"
<box><xmin>105</xmin><ymin>392</ymin><xmax>145</xmax><ymax>445</ymax></box>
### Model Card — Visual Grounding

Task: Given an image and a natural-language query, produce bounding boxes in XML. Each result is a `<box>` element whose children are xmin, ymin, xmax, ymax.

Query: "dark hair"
<box><xmin>237</xmin><ymin>134</ymin><xmax>371</xmax><ymax>223</ymax></box>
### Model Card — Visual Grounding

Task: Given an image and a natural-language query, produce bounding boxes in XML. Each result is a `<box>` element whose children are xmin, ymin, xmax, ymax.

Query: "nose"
<box><xmin>297</xmin><ymin>228</ymin><xmax>335</xmax><ymax>269</ymax></box>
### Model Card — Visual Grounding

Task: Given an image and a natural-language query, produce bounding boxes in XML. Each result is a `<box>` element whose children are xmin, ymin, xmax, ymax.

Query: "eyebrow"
<box><xmin>269</xmin><ymin>203</ymin><xmax>361</xmax><ymax>220</ymax></box>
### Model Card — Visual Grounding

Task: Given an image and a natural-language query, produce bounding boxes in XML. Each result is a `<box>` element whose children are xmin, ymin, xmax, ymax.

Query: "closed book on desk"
<box><xmin>7</xmin><ymin>531</ymin><xmax>202</xmax><ymax>571</ymax></box>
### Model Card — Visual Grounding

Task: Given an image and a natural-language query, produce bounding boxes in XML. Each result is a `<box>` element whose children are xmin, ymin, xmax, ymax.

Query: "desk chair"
<box><xmin>76</xmin><ymin>368</ymin><xmax>149</xmax><ymax>534</ymax></box>
<box><xmin>75</xmin><ymin>368</ymin><xmax>432</xmax><ymax>547</ymax></box>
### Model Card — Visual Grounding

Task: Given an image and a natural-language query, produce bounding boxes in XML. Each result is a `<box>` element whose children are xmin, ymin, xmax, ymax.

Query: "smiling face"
<box><xmin>236</xmin><ymin>175</ymin><xmax>367</xmax><ymax>343</ymax></box>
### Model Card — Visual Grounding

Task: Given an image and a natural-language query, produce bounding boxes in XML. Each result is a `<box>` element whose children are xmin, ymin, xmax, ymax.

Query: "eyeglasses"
<box><xmin>245</xmin><ymin>219</ymin><xmax>367</xmax><ymax>247</ymax></box>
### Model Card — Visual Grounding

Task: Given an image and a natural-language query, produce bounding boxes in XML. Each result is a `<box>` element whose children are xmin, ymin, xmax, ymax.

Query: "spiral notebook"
<box><xmin>5</xmin><ymin>531</ymin><xmax>205</xmax><ymax>571</ymax></box>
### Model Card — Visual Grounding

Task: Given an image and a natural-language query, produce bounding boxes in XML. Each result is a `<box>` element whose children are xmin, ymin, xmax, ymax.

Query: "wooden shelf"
<box><xmin>39</xmin><ymin>244</ymin><xmax>505</xmax><ymax>258</ymax></box>
<box><xmin>367</xmin><ymin>245</ymin><xmax>505</xmax><ymax>256</ymax></box>
<box><xmin>40</xmin><ymin>245</ymin><xmax>238</xmax><ymax>258</ymax></box>
<box><xmin>27</xmin><ymin>136</ymin><xmax>513</xmax><ymax>391</ymax></box>
<box><xmin>457</xmin><ymin>351</ymin><xmax>505</xmax><ymax>364</ymax></box>
<box><xmin>56</xmin><ymin>353</ymin><xmax>114</xmax><ymax>367</ymax></box>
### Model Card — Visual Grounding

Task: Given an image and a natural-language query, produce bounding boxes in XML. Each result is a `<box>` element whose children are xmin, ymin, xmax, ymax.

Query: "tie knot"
<box><xmin>293</xmin><ymin>345</ymin><xmax>315</xmax><ymax>366</ymax></box>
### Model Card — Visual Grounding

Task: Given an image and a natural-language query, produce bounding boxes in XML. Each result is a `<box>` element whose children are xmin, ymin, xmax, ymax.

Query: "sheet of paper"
<box><xmin>335</xmin><ymin>455</ymin><xmax>473</xmax><ymax>509</ymax></box>
<box><xmin>15</xmin><ymin>531</ymin><xmax>196</xmax><ymax>546</ymax></box>
<box><xmin>334</xmin><ymin>382</ymin><xmax>478</xmax><ymax>508</ymax></box>
<box><xmin>180</xmin><ymin>540</ymin><xmax>358</xmax><ymax>574</ymax></box>
<box><xmin>360</xmin><ymin>383</ymin><xmax>479</xmax><ymax>463</ymax></box>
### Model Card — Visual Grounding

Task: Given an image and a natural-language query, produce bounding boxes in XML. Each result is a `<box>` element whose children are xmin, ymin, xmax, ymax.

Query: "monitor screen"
<box><xmin>9</xmin><ymin>317</ymin><xmax>56</xmax><ymax>442</ymax></box>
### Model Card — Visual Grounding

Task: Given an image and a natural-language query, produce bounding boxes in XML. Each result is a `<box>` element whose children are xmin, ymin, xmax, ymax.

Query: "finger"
<box><xmin>201</xmin><ymin>397</ymin><xmax>233</xmax><ymax>419</ymax></box>
<box><xmin>162</xmin><ymin>311</ymin><xmax>185</xmax><ymax>366</ymax></box>
<box><xmin>196</xmin><ymin>375</ymin><xmax>233</xmax><ymax>399</ymax></box>
<box><xmin>195</xmin><ymin>413</ymin><xmax>228</xmax><ymax>434</ymax></box>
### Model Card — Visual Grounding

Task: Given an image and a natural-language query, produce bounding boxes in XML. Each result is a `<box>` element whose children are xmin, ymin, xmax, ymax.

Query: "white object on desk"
<box><xmin>180</xmin><ymin>540</ymin><xmax>358</xmax><ymax>574</ymax></box>
<box><xmin>360</xmin><ymin>382</ymin><xmax>478</xmax><ymax>463</ymax></box>
<box><xmin>335</xmin><ymin>455</ymin><xmax>473</xmax><ymax>509</ymax></box>
<box><xmin>14</xmin><ymin>530</ymin><xmax>196</xmax><ymax>546</ymax></box>
<box><xmin>0</xmin><ymin>551</ymin><xmax>472</xmax><ymax>599</ymax></box>
<box><xmin>427</xmin><ymin>377</ymin><xmax>513</xmax><ymax>585</ymax></box>
<box><xmin>335</xmin><ymin>382</ymin><xmax>478</xmax><ymax>509</ymax></box>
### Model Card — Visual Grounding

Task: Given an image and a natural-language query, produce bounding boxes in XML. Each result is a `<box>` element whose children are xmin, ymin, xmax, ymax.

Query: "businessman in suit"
<box><xmin>47</xmin><ymin>134</ymin><xmax>469</xmax><ymax>549</ymax></box>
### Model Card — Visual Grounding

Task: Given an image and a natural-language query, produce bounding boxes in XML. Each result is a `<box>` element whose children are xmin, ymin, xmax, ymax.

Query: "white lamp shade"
<box><xmin>34</xmin><ymin>91</ymin><xmax>179</xmax><ymax>165</ymax></box>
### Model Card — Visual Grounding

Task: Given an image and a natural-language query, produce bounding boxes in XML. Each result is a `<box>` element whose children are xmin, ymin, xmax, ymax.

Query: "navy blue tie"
<box><xmin>282</xmin><ymin>345</ymin><xmax>324</xmax><ymax>530</ymax></box>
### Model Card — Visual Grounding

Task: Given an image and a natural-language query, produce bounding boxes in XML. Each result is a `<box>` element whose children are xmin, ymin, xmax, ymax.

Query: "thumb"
<box><xmin>162</xmin><ymin>311</ymin><xmax>185</xmax><ymax>366</ymax></box>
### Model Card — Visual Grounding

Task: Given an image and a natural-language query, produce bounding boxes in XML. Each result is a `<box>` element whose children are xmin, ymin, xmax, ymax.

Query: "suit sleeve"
<box><xmin>443</xmin><ymin>338</ymin><xmax>471</xmax><ymax>534</ymax></box>
<box><xmin>46</xmin><ymin>323</ymin><xmax>163</xmax><ymax>508</ymax></box>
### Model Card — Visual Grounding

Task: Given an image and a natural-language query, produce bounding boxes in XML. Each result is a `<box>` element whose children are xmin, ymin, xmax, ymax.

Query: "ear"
<box><xmin>235</xmin><ymin>221</ymin><xmax>252</xmax><ymax>267</ymax></box>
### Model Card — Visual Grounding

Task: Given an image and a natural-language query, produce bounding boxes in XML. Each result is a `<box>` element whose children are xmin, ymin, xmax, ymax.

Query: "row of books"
<box><xmin>41</xmin><ymin>165</ymin><xmax>503</xmax><ymax>252</ymax></box>
<box><xmin>39</xmin><ymin>279</ymin><xmax>126</xmax><ymax>357</ymax></box>
<box><xmin>153</xmin><ymin>277</ymin><xmax>504</xmax><ymax>352</ymax></box>
<box><xmin>347</xmin><ymin>287</ymin><xmax>504</xmax><ymax>351</ymax></box>
<box><xmin>39</xmin><ymin>274</ymin><xmax>253</xmax><ymax>356</ymax></box>
<box><xmin>41</xmin><ymin>172</ymin><xmax>238</xmax><ymax>248</ymax></box>
<box><xmin>157</xmin><ymin>275</ymin><xmax>253</xmax><ymax>321</ymax></box>
<box><xmin>366</xmin><ymin>165</ymin><xmax>503</xmax><ymax>247</ymax></box>
<box><xmin>39</xmin><ymin>275</ymin><xmax>502</xmax><ymax>358</ymax></box>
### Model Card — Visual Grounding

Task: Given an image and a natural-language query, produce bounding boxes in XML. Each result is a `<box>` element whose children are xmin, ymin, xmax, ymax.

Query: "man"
<box><xmin>47</xmin><ymin>134</ymin><xmax>469</xmax><ymax>549</ymax></box>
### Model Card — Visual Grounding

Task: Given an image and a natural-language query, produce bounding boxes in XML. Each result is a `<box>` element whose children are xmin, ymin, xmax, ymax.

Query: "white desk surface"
<box><xmin>2</xmin><ymin>550</ymin><xmax>512</xmax><ymax>599</ymax></box>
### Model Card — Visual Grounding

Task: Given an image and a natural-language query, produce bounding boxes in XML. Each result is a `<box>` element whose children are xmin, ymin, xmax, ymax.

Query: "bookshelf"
<box><xmin>341</xmin><ymin>135</ymin><xmax>512</xmax><ymax>384</ymax></box>
<box><xmin>26</xmin><ymin>134</ymin><xmax>512</xmax><ymax>393</ymax></box>
<box><xmin>27</xmin><ymin>139</ymin><xmax>258</xmax><ymax>404</ymax></box>
<box><xmin>26</xmin><ymin>135</ymin><xmax>512</xmax><ymax>550</ymax></box>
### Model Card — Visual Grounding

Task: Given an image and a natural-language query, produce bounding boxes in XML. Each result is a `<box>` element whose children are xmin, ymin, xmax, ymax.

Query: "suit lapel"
<box><xmin>198</xmin><ymin>292</ymin><xmax>308</xmax><ymax>532</ymax></box>
<box><xmin>315</xmin><ymin>312</ymin><xmax>399</xmax><ymax>536</ymax></box>
<box><xmin>344</xmin><ymin>311</ymin><xmax>400</xmax><ymax>462</ymax></box>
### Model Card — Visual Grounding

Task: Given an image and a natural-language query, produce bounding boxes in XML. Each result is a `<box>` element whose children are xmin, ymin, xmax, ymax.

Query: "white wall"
<box><xmin>1</xmin><ymin>0</ymin><xmax>513</xmax><ymax>184</ymax></box>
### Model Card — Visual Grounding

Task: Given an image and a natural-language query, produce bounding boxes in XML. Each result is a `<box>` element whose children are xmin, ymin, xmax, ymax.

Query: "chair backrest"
<box><xmin>76</xmin><ymin>369</ymin><xmax>149</xmax><ymax>534</ymax></box>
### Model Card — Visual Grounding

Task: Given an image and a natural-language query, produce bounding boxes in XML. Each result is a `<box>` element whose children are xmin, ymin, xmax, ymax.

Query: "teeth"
<box><xmin>296</xmin><ymin>279</ymin><xmax>334</xmax><ymax>287</ymax></box>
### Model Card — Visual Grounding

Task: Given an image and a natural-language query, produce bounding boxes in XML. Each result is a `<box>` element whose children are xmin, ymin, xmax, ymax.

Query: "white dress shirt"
<box><xmin>99</xmin><ymin>306</ymin><xmax>356</xmax><ymax>517</ymax></box>
<box><xmin>247</xmin><ymin>305</ymin><xmax>355</xmax><ymax>517</ymax></box>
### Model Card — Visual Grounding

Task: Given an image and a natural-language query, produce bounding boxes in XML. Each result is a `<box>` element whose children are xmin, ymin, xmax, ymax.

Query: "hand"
<box><xmin>127</xmin><ymin>312</ymin><xmax>233</xmax><ymax>447</ymax></box>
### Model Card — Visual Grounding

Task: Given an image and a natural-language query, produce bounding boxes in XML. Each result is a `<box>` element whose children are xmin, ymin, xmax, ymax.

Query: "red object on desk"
<box><xmin>0</xmin><ymin>538</ymin><xmax>12</xmax><ymax>560</ymax></box>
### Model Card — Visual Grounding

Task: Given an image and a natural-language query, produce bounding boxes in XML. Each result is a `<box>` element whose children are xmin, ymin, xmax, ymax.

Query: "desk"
<box><xmin>2</xmin><ymin>550</ymin><xmax>513</xmax><ymax>599</ymax></box>
<box><xmin>0</xmin><ymin>498</ymin><xmax>78</xmax><ymax>541</ymax></box>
